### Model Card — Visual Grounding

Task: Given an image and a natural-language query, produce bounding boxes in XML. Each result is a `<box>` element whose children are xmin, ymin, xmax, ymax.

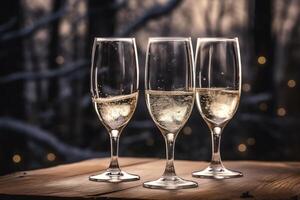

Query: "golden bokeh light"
<box><xmin>146</xmin><ymin>138</ymin><xmax>154</xmax><ymax>146</ymax></box>
<box><xmin>259</xmin><ymin>102</ymin><xmax>268</xmax><ymax>111</ymax></box>
<box><xmin>242</xmin><ymin>83</ymin><xmax>251</xmax><ymax>92</ymax></box>
<box><xmin>287</xmin><ymin>79</ymin><xmax>296</xmax><ymax>88</ymax></box>
<box><xmin>277</xmin><ymin>107</ymin><xmax>287</xmax><ymax>117</ymax></box>
<box><xmin>257</xmin><ymin>56</ymin><xmax>266</xmax><ymax>65</ymax></box>
<box><xmin>55</xmin><ymin>55</ymin><xmax>64</xmax><ymax>65</ymax></box>
<box><xmin>47</xmin><ymin>153</ymin><xmax>56</xmax><ymax>162</ymax></box>
<box><xmin>238</xmin><ymin>144</ymin><xmax>247</xmax><ymax>152</ymax></box>
<box><xmin>12</xmin><ymin>154</ymin><xmax>21</xmax><ymax>163</ymax></box>
<box><xmin>183</xmin><ymin>126</ymin><xmax>192</xmax><ymax>135</ymax></box>
<box><xmin>247</xmin><ymin>138</ymin><xmax>256</xmax><ymax>146</ymax></box>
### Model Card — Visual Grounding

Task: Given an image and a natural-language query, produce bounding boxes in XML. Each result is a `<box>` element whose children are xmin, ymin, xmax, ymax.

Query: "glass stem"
<box><xmin>162</xmin><ymin>133</ymin><xmax>177</xmax><ymax>178</ymax></box>
<box><xmin>210</xmin><ymin>126</ymin><xmax>223</xmax><ymax>167</ymax></box>
<box><xmin>108</xmin><ymin>130</ymin><xmax>120</xmax><ymax>173</ymax></box>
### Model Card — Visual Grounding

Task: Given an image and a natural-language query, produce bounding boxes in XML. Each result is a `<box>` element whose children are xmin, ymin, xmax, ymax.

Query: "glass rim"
<box><xmin>197</xmin><ymin>37</ymin><xmax>238</xmax><ymax>42</ymax></box>
<box><xmin>94</xmin><ymin>37</ymin><xmax>135</xmax><ymax>42</ymax></box>
<box><xmin>149</xmin><ymin>37</ymin><xmax>191</xmax><ymax>42</ymax></box>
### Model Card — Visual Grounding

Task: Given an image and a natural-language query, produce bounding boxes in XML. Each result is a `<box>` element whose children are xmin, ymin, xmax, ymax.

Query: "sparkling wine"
<box><xmin>196</xmin><ymin>88</ymin><xmax>240</xmax><ymax>125</ymax></box>
<box><xmin>93</xmin><ymin>92</ymin><xmax>138</xmax><ymax>130</ymax></box>
<box><xmin>146</xmin><ymin>90</ymin><xmax>194</xmax><ymax>133</ymax></box>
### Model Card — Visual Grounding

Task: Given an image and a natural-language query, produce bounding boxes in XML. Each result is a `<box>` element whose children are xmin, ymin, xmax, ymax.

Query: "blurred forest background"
<box><xmin>1</xmin><ymin>0</ymin><xmax>300</xmax><ymax>175</ymax></box>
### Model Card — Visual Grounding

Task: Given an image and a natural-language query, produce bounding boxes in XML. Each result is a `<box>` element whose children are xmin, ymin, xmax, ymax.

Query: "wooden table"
<box><xmin>0</xmin><ymin>157</ymin><xmax>299</xmax><ymax>200</ymax></box>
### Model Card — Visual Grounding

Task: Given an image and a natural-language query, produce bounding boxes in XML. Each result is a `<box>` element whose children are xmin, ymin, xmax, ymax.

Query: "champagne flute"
<box><xmin>89</xmin><ymin>38</ymin><xmax>140</xmax><ymax>182</ymax></box>
<box><xmin>192</xmin><ymin>37</ymin><xmax>243</xmax><ymax>179</ymax></box>
<box><xmin>143</xmin><ymin>37</ymin><xmax>198</xmax><ymax>189</ymax></box>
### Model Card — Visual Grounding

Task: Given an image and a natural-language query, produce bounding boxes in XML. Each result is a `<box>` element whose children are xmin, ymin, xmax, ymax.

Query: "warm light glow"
<box><xmin>56</xmin><ymin>56</ymin><xmax>64</xmax><ymax>65</ymax></box>
<box><xmin>47</xmin><ymin>153</ymin><xmax>56</xmax><ymax>162</ymax></box>
<box><xmin>257</xmin><ymin>56</ymin><xmax>266</xmax><ymax>65</ymax></box>
<box><xmin>183</xmin><ymin>126</ymin><xmax>192</xmax><ymax>135</ymax></box>
<box><xmin>146</xmin><ymin>138</ymin><xmax>154</xmax><ymax>146</ymax></box>
<box><xmin>12</xmin><ymin>154</ymin><xmax>21</xmax><ymax>163</ymax></box>
<box><xmin>238</xmin><ymin>144</ymin><xmax>247</xmax><ymax>152</ymax></box>
<box><xmin>242</xmin><ymin>83</ymin><xmax>251</xmax><ymax>92</ymax></box>
<box><xmin>60</xmin><ymin>20</ymin><xmax>71</xmax><ymax>36</ymax></box>
<box><xmin>259</xmin><ymin>102</ymin><xmax>268</xmax><ymax>111</ymax></box>
<box><xmin>277</xmin><ymin>107</ymin><xmax>286</xmax><ymax>117</ymax></box>
<box><xmin>287</xmin><ymin>80</ymin><xmax>296</xmax><ymax>88</ymax></box>
<box><xmin>247</xmin><ymin>138</ymin><xmax>256</xmax><ymax>146</ymax></box>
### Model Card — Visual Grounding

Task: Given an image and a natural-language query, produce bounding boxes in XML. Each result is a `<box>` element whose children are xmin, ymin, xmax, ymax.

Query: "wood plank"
<box><xmin>0</xmin><ymin>158</ymin><xmax>299</xmax><ymax>200</ymax></box>
<box><xmin>105</xmin><ymin>160</ymin><xmax>300</xmax><ymax>200</ymax></box>
<box><xmin>0</xmin><ymin>157</ymin><xmax>157</xmax><ymax>198</ymax></box>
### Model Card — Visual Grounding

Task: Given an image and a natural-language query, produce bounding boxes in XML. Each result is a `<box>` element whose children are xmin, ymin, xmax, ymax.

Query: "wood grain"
<box><xmin>0</xmin><ymin>157</ymin><xmax>299</xmax><ymax>200</ymax></box>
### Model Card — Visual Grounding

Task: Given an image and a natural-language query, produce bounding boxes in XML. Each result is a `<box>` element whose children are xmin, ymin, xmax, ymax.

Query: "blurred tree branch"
<box><xmin>237</xmin><ymin>113</ymin><xmax>300</xmax><ymax>125</ymax></box>
<box><xmin>0</xmin><ymin>117</ymin><xmax>107</xmax><ymax>161</ymax></box>
<box><xmin>242</xmin><ymin>93</ymin><xmax>272</xmax><ymax>104</ymax></box>
<box><xmin>0</xmin><ymin>0</ymin><xmax>183</xmax><ymax>85</ymax></box>
<box><xmin>0</xmin><ymin>0</ymin><xmax>126</xmax><ymax>42</ymax></box>
<box><xmin>0</xmin><ymin>59</ymin><xmax>88</xmax><ymax>84</ymax></box>
<box><xmin>117</xmin><ymin>0</ymin><xmax>183</xmax><ymax>36</ymax></box>
<box><xmin>0</xmin><ymin>6</ymin><xmax>67</xmax><ymax>42</ymax></box>
<box><xmin>0</xmin><ymin>17</ymin><xmax>17</xmax><ymax>33</ymax></box>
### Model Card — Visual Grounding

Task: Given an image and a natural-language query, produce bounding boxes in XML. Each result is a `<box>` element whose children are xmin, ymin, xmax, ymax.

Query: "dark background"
<box><xmin>1</xmin><ymin>0</ymin><xmax>300</xmax><ymax>175</ymax></box>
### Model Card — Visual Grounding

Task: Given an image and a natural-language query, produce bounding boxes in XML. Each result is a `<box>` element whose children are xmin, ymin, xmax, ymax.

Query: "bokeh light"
<box><xmin>46</xmin><ymin>153</ymin><xmax>56</xmax><ymax>162</ymax></box>
<box><xmin>12</xmin><ymin>154</ymin><xmax>21</xmax><ymax>164</ymax></box>
<box><xmin>257</xmin><ymin>56</ymin><xmax>267</xmax><ymax>65</ymax></box>
<box><xmin>277</xmin><ymin>107</ymin><xmax>287</xmax><ymax>117</ymax></box>
<box><xmin>238</xmin><ymin>144</ymin><xmax>247</xmax><ymax>152</ymax></box>
<box><xmin>146</xmin><ymin>138</ymin><xmax>154</xmax><ymax>146</ymax></box>
<box><xmin>183</xmin><ymin>126</ymin><xmax>192</xmax><ymax>135</ymax></box>
<box><xmin>55</xmin><ymin>55</ymin><xmax>64</xmax><ymax>65</ymax></box>
<box><xmin>242</xmin><ymin>83</ymin><xmax>251</xmax><ymax>92</ymax></box>
<box><xmin>259</xmin><ymin>102</ymin><xmax>268</xmax><ymax>111</ymax></box>
<box><xmin>287</xmin><ymin>79</ymin><xmax>296</xmax><ymax>88</ymax></box>
<box><xmin>247</xmin><ymin>138</ymin><xmax>256</xmax><ymax>146</ymax></box>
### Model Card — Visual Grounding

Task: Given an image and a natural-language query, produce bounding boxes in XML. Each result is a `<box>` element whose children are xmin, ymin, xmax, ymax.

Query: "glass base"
<box><xmin>192</xmin><ymin>165</ymin><xmax>243</xmax><ymax>179</ymax></box>
<box><xmin>89</xmin><ymin>170</ymin><xmax>140</xmax><ymax>183</ymax></box>
<box><xmin>143</xmin><ymin>176</ymin><xmax>198</xmax><ymax>190</ymax></box>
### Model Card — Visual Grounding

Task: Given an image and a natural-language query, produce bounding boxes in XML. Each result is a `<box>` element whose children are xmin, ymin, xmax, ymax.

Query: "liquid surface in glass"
<box><xmin>146</xmin><ymin>90</ymin><xmax>194</xmax><ymax>133</ymax></box>
<box><xmin>93</xmin><ymin>92</ymin><xmax>138</xmax><ymax>130</ymax></box>
<box><xmin>196</xmin><ymin>88</ymin><xmax>239</xmax><ymax>125</ymax></box>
